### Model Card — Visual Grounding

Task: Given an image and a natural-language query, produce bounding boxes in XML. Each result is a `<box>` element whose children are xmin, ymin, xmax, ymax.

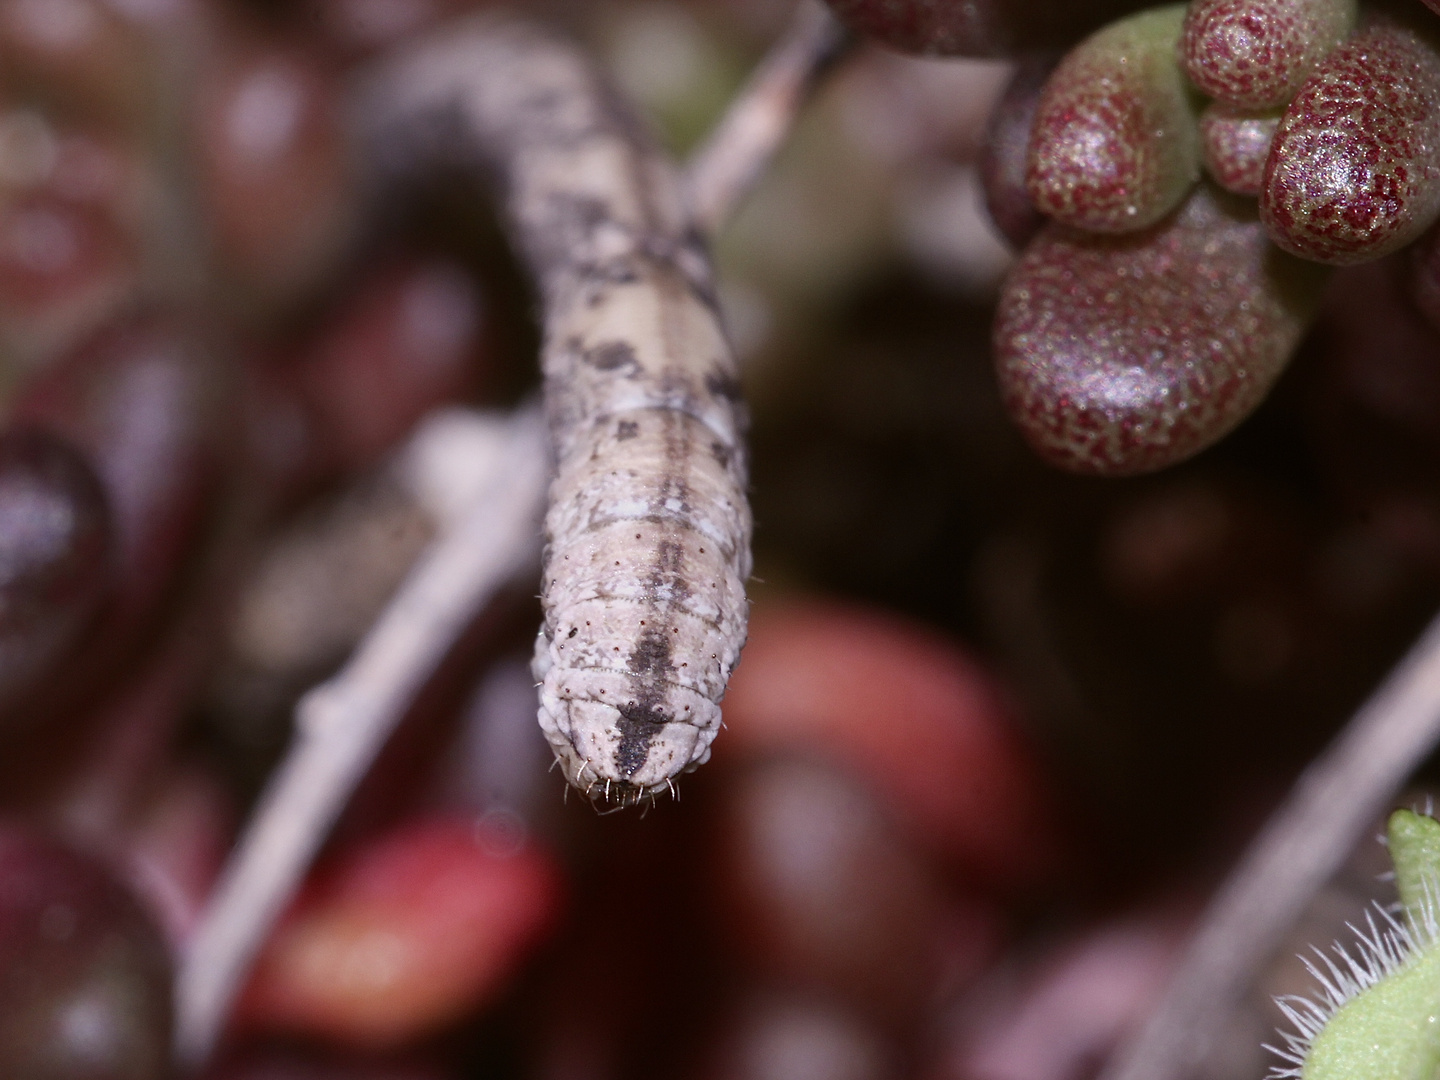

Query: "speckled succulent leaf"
<box><xmin>1388</xmin><ymin>809</ymin><xmax>1440</xmax><ymax>922</ymax></box>
<box><xmin>1026</xmin><ymin>5</ymin><xmax>1202</xmax><ymax>234</ymax></box>
<box><xmin>1181</xmin><ymin>0</ymin><xmax>1357</xmax><ymax>111</ymax></box>
<box><xmin>1200</xmin><ymin>104</ymin><xmax>1281</xmax><ymax>196</ymax></box>
<box><xmin>1260</xmin><ymin>17</ymin><xmax>1440</xmax><ymax>265</ymax></box>
<box><xmin>995</xmin><ymin>182</ymin><xmax>1327</xmax><ymax>476</ymax></box>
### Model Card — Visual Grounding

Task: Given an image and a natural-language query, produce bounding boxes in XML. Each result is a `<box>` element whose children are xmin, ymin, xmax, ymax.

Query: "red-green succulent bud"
<box><xmin>995</xmin><ymin>183</ymin><xmax>1326</xmax><ymax>475</ymax></box>
<box><xmin>1200</xmin><ymin>104</ymin><xmax>1280</xmax><ymax>196</ymax></box>
<box><xmin>1026</xmin><ymin>5</ymin><xmax>1201</xmax><ymax>234</ymax></box>
<box><xmin>1181</xmin><ymin>0</ymin><xmax>1357</xmax><ymax>112</ymax></box>
<box><xmin>1261</xmin><ymin>17</ymin><xmax>1440</xmax><ymax>264</ymax></box>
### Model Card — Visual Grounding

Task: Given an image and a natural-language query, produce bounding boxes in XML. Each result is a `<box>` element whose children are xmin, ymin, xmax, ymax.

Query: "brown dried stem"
<box><xmin>1101</xmin><ymin>610</ymin><xmax>1440</xmax><ymax>1080</ymax></box>
<box><xmin>684</xmin><ymin>0</ymin><xmax>851</xmax><ymax>237</ymax></box>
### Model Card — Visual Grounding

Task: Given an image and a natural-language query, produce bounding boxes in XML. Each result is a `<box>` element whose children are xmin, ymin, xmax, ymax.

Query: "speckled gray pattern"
<box><xmin>358</xmin><ymin>16</ymin><xmax>752</xmax><ymax>804</ymax></box>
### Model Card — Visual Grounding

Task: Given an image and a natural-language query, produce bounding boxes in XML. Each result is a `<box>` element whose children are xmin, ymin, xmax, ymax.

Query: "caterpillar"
<box><xmin>358</xmin><ymin>16</ymin><xmax>752</xmax><ymax>805</ymax></box>
<box><xmin>1267</xmin><ymin>808</ymin><xmax>1440</xmax><ymax>1080</ymax></box>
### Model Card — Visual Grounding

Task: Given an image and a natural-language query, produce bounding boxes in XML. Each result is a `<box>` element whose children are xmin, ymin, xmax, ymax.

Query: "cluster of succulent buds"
<box><xmin>825</xmin><ymin>0</ymin><xmax>1440</xmax><ymax>476</ymax></box>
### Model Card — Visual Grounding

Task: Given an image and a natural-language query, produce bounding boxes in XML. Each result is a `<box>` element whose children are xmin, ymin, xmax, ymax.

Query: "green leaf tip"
<box><xmin>1389</xmin><ymin>808</ymin><xmax>1440</xmax><ymax>922</ymax></box>
<box><xmin>1025</xmin><ymin>4</ymin><xmax>1202</xmax><ymax>234</ymax></box>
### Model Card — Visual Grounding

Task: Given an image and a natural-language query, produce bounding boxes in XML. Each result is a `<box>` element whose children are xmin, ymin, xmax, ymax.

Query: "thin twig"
<box><xmin>174</xmin><ymin>405</ymin><xmax>547</xmax><ymax>1067</ymax></box>
<box><xmin>1101</xmin><ymin>610</ymin><xmax>1440</xmax><ymax>1080</ymax></box>
<box><xmin>684</xmin><ymin>0</ymin><xmax>851</xmax><ymax>237</ymax></box>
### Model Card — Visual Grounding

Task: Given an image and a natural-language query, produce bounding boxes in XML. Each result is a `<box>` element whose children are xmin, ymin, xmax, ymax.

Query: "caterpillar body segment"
<box><xmin>536</xmin><ymin>254</ymin><xmax>751</xmax><ymax>801</ymax></box>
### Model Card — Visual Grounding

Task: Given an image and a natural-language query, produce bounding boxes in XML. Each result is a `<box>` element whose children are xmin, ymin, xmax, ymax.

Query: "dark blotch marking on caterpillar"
<box><xmin>704</xmin><ymin>370</ymin><xmax>744</xmax><ymax>403</ymax></box>
<box><xmin>585</xmin><ymin>340</ymin><xmax>639</xmax><ymax>373</ymax></box>
<box><xmin>617</xmin><ymin>617</ymin><xmax>677</xmax><ymax>776</ymax></box>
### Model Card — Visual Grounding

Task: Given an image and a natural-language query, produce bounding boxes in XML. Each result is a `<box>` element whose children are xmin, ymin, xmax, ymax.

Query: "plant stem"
<box><xmin>684</xmin><ymin>0</ymin><xmax>851</xmax><ymax>238</ymax></box>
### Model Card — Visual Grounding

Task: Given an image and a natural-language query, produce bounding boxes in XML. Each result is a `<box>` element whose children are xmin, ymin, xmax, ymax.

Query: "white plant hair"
<box><xmin>1265</xmin><ymin>880</ymin><xmax>1440</xmax><ymax>1079</ymax></box>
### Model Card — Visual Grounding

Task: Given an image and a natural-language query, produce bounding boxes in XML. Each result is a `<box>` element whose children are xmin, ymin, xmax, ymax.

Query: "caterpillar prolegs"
<box><xmin>360</xmin><ymin>16</ymin><xmax>752</xmax><ymax>804</ymax></box>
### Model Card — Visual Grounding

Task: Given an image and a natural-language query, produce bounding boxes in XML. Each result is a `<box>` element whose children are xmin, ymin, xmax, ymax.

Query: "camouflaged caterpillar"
<box><xmin>524</xmin><ymin>81</ymin><xmax>752</xmax><ymax>807</ymax></box>
<box><xmin>360</xmin><ymin>16</ymin><xmax>752</xmax><ymax>805</ymax></box>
